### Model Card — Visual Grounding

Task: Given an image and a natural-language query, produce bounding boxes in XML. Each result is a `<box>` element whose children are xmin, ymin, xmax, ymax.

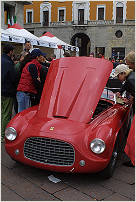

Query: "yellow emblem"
<box><xmin>50</xmin><ymin>127</ymin><xmax>54</xmax><ymax>131</ymax></box>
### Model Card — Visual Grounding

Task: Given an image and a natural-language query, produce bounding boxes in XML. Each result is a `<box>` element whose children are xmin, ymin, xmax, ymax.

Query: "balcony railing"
<box><xmin>24</xmin><ymin>20</ymin><xmax>135</xmax><ymax>29</ymax></box>
<box><xmin>50</xmin><ymin>21</ymin><xmax>72</xmax><ymax>26</ymax></box>
<box><xmin>50</xmin><ymin>20</ymin><xmax>135</xmax><ymax>26</ymax></box>
<box><xmin>88</xmin><ymin>20</ymin><xmax>114</xmax><ymax>25</ymax></box>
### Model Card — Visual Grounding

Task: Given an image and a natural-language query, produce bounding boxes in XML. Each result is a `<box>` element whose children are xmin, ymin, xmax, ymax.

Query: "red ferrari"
<box><xmin>5</xmin><ymin>57</ymin><xmax>132</xmax><ymax>178</ymax></box>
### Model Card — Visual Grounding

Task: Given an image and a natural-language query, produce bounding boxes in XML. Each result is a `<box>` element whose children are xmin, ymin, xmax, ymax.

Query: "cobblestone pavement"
<box><xmin>1</xmin><ymin>143</ymin><xmax>135</xmax><ymax>201</ymax></box>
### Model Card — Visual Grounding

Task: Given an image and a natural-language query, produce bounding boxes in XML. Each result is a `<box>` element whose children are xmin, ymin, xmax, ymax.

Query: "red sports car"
<box><xmin>5</xmin><ymin>57</ymin><xmax>132</xmax><ymax>178</ymax></box>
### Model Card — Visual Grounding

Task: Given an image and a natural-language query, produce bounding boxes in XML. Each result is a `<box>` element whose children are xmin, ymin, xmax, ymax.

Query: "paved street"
<box><xmin>1</xmin><ymin>142</ymin><xmax>135</xmax><ymax>201</ymax></box>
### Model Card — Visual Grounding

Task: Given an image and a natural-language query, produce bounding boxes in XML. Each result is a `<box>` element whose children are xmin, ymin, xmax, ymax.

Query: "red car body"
<box><xmin>5</xmin><ymin>57</ymin><xmax>131</xmax><ymax>176</ymax></box>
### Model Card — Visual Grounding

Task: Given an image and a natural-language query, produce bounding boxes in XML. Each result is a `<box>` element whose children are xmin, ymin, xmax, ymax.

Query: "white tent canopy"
<box><xmin>1</xmin><ymin>28</ymin><xmax>26</xmax><ymax>43</ymax></box>
<box><xmin>40</xmin><ymin>32</ymin><xmax>79</xmax><ymax>53</ymax></box>
<box><xmin>1</xmin><ymin>24</ymin><xmax>53</xmax><ymax>48</ymax></box>
<box><xmin>1</xmin><ymin>29</ymin><xmax>12</xmax><ymax>42</ymax></box>
<box><xmin>1</xmin><ymin>25</ymin><xmax>79</xmax><ymax>56</ymax></box>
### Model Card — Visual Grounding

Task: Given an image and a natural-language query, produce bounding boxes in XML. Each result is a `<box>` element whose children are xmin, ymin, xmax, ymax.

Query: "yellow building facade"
<box><xmin>24</xmin><ymin>1</ymin><xmax>135</xmax><ymax>58</ymax></box>
<box><xmin>24</xmin><ymin>1</ymin><xmax>135</xmax><ymax>22</ymax></box>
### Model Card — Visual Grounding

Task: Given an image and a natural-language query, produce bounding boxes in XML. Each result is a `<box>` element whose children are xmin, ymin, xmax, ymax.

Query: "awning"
<box><xmin>40</xmin><ymin>32</ymin><xmax>79</xmax><ymax>52</ymax></box>
<box><xmin>1</xmin><ymin>24</ymin><xmax>53</xmax><ymax>48</ymax></box>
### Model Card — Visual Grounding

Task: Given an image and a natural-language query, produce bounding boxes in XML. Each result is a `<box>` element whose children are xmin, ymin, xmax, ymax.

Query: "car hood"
<box><xmin>24</xmin><ymin>117</ymin><xmax>87</xmax><ymax>136</ymax></box>
<box><xmin>38</xmin><ymin>57</ymin><xmax>113</xmax><ymax>123</ymax></box>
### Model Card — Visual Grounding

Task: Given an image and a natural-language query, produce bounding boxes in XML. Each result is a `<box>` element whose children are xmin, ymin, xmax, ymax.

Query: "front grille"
<box><xmin>24</xmin><ymin>137</ymin><xmax>75</xmax><ymax>166</ymax></box>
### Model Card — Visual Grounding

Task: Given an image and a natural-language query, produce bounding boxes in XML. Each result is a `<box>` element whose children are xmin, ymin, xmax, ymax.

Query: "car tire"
<box><xmin>99</xmin><ymin>136</ymin><xmax>119</xmax><ymax>179</ymax></box>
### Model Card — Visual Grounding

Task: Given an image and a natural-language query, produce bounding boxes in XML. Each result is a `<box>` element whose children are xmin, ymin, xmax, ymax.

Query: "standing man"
<box><xmin>23</xmin><ymin>41</ymin><xmax>32</xmax><ymax>54</ymax></box>
<box><xmin>124</xmin><ymin>51</ymin><xmax>135</xmax><ymax>167</ymax></box>
<box><xmin>112</xmin><ymin>61</ymin><xmax>135</xmax><ymax>167</ymax></box>
<box><xmin>1</xmin><ymin>44</ymin><xmax>17</xmax><ymax>142</ymax></box>
<box><xmin>16</xmin><ymin>48</ymin><xmax>46</xmax><ymax>112</ymax></box>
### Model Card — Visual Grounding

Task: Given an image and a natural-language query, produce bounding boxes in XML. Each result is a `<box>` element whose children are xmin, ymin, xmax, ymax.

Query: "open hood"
<box><xmin>38</xmin><ymin>57</ymin><xmax>113</xmax><ymax>123</ymax></box>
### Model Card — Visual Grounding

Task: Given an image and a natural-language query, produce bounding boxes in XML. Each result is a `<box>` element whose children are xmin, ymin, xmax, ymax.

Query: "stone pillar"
<box><xmin>105</xmin><ymin>47</ymin><xmax>111</xmax><ymax>60</ymax></box>
<box><xmin>15</xmin><ymin>3</ymin><xmax>24</xmax><ymax>27</ymax></box>
<box><xmin>1</xmin><ymin>2</ymin><xmax>5</xmax><ymax>29</ymax></box>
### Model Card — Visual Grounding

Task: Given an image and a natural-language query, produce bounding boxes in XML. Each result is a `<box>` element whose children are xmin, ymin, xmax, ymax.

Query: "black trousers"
<box><xmin>30</xmin><ymin>93</ymin><xmax>40</xmax><ymax>106</ymax></box>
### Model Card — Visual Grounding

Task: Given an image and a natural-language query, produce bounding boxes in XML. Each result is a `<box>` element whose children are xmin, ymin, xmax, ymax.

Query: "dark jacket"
<box><xmin>119</xmin><ymin>71</ymin><xmax>135</xmax><ymax>97</ymax></box>
<box><xmin>1</xmin><ymin>53</ymin><xmax>17</xmax><ymax>97</ymax></box>
<box><xmin>40</xmin><ymin>65</ymin><xmax>49</xmax><ymax>89</ymax></box>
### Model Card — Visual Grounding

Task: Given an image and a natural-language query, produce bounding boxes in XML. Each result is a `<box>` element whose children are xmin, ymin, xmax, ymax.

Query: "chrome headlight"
<box><xmin>90</xmin><ymin>138</ymin><xmax>105</xmax><ymax>154</ymax></box>
<box><xmin>5</xmin><ymin>127</ymin><xmax>17</xmax><ymax>141</ymax></box>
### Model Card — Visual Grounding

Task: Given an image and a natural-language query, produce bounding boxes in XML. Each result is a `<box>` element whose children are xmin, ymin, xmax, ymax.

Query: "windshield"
<box><xmin>101</xmin><ymin>88</ymin><xmax>127</xmax><ymax>105</ymax></box>
<box><xmin>110</xmin><ymin>69</ymin><xmax>115</xmax><ymax>78</ymax></box>
<box><xmin>101</xmin><ymin>88</ymin><xmax>116</xmax><ymax>102</ymax></box>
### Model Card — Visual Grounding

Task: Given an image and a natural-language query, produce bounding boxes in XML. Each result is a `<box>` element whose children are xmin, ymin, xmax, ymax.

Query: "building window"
<box><xmin>43</xmin><ymin>10</ymin><xmax>49</xmax><ymax>26</ymax></box>
<box><xmin>4</xmin><ymin>3</ymin><xmax>14</xmax><ymax>25</ymax></box>
<box><xmin>115</xmin><ymin>30</ymin><xmax>123</xmax><ymax>38</ymax></box>
<box><xmin>98</xmin><ymin>8</ymin><xmax>104</xmax><ymax>20</ymax></box>
<box><xmin>112</xmin><ymin>48</ymin><xmax>125</xmax><ymax>60</ymax></box>
<box><xmin>59</xmin><ymin>10</ymin><xmax>64</xmax><ymax>21</ymax></box>
<box><xmin>28</xmin><ymin>12</ymin><xmax>32</xmax><ymax>23</ymax></box>
<box><xmin>113</xmin><ymin>2</ymin><xmax>126</xmax><ymax>24</ymax></box>
<box><xmin>72</xmin><ymin>1</ymin><xmax>90</xmax><ymax>25</ymax></box>
<box><xmin>26</xmin><ymin>9</ymin><xmax>33</xmax><ymax>23</ymax></box>
<box><xmin>58</xmin><ymin>7</ymin><xmax>66</xmax><ymax>22</ymax></box>
<box><xmin>78</xmin><ymin>9</ymin><xmax>84</xmax><ymax>24</ymax></box>
<box><xmin>97</xmin><ymin>5</ymin><xmax>105</xmax><ymax>20</ymax></box>
<box><xmin>116</xmin><ymin>7</ymin><xmax>123</xmax><ymax>23</ymax></box>
<box><xmin>40</xmin><ymin>3</ymin><xmax>51</xmax><ymax>26</ymax></box>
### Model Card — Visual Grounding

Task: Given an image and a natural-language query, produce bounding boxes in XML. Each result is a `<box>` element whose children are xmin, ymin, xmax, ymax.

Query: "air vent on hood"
<box><xmin>54</xmin><ymin>116</ymin><xmax>68</xmax><ymax>119</ymax></box>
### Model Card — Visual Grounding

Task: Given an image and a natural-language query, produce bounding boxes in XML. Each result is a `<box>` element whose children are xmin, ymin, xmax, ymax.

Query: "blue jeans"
<box><xmin>16</xmin><ymin>91</ymin><xmax>31</xmax><ymax>113</ymax></box>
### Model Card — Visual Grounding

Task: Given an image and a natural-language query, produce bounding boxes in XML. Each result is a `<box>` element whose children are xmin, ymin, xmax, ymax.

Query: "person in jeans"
<box><xmin>13</xmin><ymin>52</ymin><xmax>29</xmax><ymax>114</ymax></box>
<box><xmin>16</xmin><ymin>48</ymin><xmax>46</xmax><ymax>112</ymax></box>
<box><xmin>112</xmin><ymin>63</ymin><xmax>135</xmax><ymax>167</ymax></box>
<box><xmin>1</xmin><ymin>44</ymin><xmax>17</xmax><ymax>142</ymax></box>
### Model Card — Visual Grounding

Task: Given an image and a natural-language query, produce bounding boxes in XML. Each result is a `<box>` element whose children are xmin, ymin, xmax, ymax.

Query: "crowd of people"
<box><xmin>1</xmin><ymin>41</ymin><xmax>52</xmax><ymax>142</ymax></box>
<box><xmin>1</xmin><ymin>43</ymin><xmax>135</xmax><ymax>169</ymax></box>
<box><xmin>92</xmin><ymin>51</ymin><xmax>135</xmax><ymax>168</ymax></box>
<box><xmin>111</xmin><ymin>51</ymin><xmax>135</xmax><ymax>167</ymax></box>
